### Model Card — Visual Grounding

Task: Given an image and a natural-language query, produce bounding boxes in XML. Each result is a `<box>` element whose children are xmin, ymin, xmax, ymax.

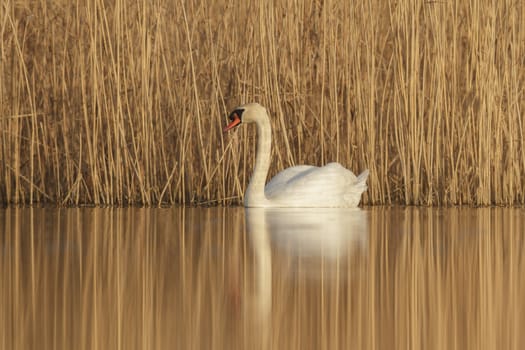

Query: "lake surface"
<box><xmin>1</xmin><ymin>207</ymin><xmax>524</xmax><ymax>350</ymax></box>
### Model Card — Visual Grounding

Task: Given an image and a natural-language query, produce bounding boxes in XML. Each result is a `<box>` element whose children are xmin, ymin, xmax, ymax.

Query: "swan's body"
<box><xmin>224</xmin><ymin>103</ymin><xmax>369</xmax><ymax>208</ymax></box>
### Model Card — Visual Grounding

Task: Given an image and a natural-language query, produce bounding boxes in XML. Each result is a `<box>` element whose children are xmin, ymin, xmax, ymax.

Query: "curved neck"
<box><xmin>245</xmin><ymin>114</ymin><xmax>271</xmax><ymax>207</ymax></box>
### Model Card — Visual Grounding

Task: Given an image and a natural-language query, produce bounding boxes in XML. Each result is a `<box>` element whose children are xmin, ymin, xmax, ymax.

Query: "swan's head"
<box><xmin>223</xmin><ymin>103</ymin><xmax>267</xmax><ymax>132</ymax></box>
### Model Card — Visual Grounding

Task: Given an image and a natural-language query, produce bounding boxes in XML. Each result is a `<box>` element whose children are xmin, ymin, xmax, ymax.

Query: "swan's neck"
<box><xmin>245</xmin><ymin>115</ymin><xmax>271</xmax><ymax>207</ymax></box>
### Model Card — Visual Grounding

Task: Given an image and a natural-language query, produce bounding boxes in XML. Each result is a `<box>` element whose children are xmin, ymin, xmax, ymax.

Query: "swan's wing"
<box><xmin>267</xmin><ymin>163</ymin><xmax>368</xmax><ymax>207</ymax></box>
<box><xmin>265</xmin><ymin>165</ymin><xmax>316</xmax><ymax>198</ymax></box>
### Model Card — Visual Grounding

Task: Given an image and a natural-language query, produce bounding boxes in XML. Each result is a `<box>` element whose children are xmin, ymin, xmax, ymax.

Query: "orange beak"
<box><xmin>223</xmin><ymin>114</ymin><xmax>241</xmax><ymax>132</ymax></box>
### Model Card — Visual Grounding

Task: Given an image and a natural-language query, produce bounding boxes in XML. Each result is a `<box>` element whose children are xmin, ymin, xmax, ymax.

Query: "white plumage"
<box><xmin>224</xmin><ymin>103</ymin><xmax>369</xmax><ymax>208</ymax></box>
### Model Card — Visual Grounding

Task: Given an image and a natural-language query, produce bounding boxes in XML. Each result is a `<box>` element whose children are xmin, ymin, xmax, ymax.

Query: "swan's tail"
<box><xmin>343</xmin><ymin>169</ymin><xmax>369</xmax><ymax>207</ymax></box>
<box><xmin>354</xmin><ymin>169</ymin><xmax>369</xmax><ymax>193</ymax></box>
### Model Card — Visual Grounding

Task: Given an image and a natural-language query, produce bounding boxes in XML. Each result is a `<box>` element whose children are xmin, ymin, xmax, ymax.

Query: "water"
<box><xmin>1</xmin><ymin>207</ymin><xmax>524</xmax><ymax>349</ymax></box>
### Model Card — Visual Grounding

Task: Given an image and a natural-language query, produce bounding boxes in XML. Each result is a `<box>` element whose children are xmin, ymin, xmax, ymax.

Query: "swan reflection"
<box><xmin>247</xmin><ymin>208</ymin><xmax>368</xmax><ymax>268</ymax></box>
<box><xmin>244</xmin><ymin>207</ymin><xmax>369</xmax><ymax>336</ymax></box>
<box><xmin>244</xmin><ymin>207</ymin><xmax>367</xmax><ymax>322</ymax></box>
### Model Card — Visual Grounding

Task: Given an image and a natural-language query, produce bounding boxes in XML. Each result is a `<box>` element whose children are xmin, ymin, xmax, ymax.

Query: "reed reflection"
<box><xmin>1</xmin><ymin>207</ymin><xmax>525</xmax><ymax>350</ymax></box>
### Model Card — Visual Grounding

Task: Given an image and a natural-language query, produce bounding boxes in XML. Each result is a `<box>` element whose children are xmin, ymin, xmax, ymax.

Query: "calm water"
<box><xmin>1</xmin><ymin>207</ymin><xmax>524</xmax><ymax>350</ymax></box>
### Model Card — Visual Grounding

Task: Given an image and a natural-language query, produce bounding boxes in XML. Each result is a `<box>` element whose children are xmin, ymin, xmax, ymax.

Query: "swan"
<box><xmin>224</xmin><ymin>103</ymin><xmax>369</xmax><ymax>207</ymax></box>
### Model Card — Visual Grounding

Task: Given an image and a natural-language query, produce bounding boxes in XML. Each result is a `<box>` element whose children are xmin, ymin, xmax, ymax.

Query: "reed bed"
<box><xmin>1</xmin><ymin>0</ymin><xmax>524</xmax><ymax>205</ymax></box>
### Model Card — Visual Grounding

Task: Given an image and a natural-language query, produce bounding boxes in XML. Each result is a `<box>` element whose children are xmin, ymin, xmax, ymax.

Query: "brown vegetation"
<box><xmin>1</xmin><ymin>0</ymin><xmax>524</xmax><ymax>205</ymax></box>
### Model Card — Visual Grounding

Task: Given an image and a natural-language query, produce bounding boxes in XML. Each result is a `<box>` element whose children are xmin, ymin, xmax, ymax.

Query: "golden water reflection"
<box><xmin>1</xmin><ymin>207</ymin><xmax>524</xmax><ymax>349</ymax></box>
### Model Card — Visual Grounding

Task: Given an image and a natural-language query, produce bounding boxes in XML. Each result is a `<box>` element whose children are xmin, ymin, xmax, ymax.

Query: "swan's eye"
<box><xmin>229</xmin><ymin>109</ymin><xmax>244</xmax><ymax>121</ymax></box>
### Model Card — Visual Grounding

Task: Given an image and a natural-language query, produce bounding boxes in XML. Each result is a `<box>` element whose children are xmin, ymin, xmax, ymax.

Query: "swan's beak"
<box><xmin>223</xmin><ymin>114</ymin><xmax>241</xmax><ymax>132</ymax></box>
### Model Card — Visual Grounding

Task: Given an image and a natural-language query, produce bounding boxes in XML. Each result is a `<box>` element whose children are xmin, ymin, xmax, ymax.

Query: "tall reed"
<box><xmin>1</xmin><ymin>0</ymin><xmax>524</xmax><ymax>205</ymax></box>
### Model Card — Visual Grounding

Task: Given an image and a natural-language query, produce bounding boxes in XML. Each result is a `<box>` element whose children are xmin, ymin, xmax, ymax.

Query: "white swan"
<box><xmin>224</xmin><ymin>103</ymin><xmax>369</xmax><ymax>207</ymax></box>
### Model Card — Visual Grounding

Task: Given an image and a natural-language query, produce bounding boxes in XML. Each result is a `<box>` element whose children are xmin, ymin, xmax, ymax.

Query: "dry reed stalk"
<box><xmin>0</xmin><ymin>0</ymin><xmax>524</xmax><ymax>206</ymax></box>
